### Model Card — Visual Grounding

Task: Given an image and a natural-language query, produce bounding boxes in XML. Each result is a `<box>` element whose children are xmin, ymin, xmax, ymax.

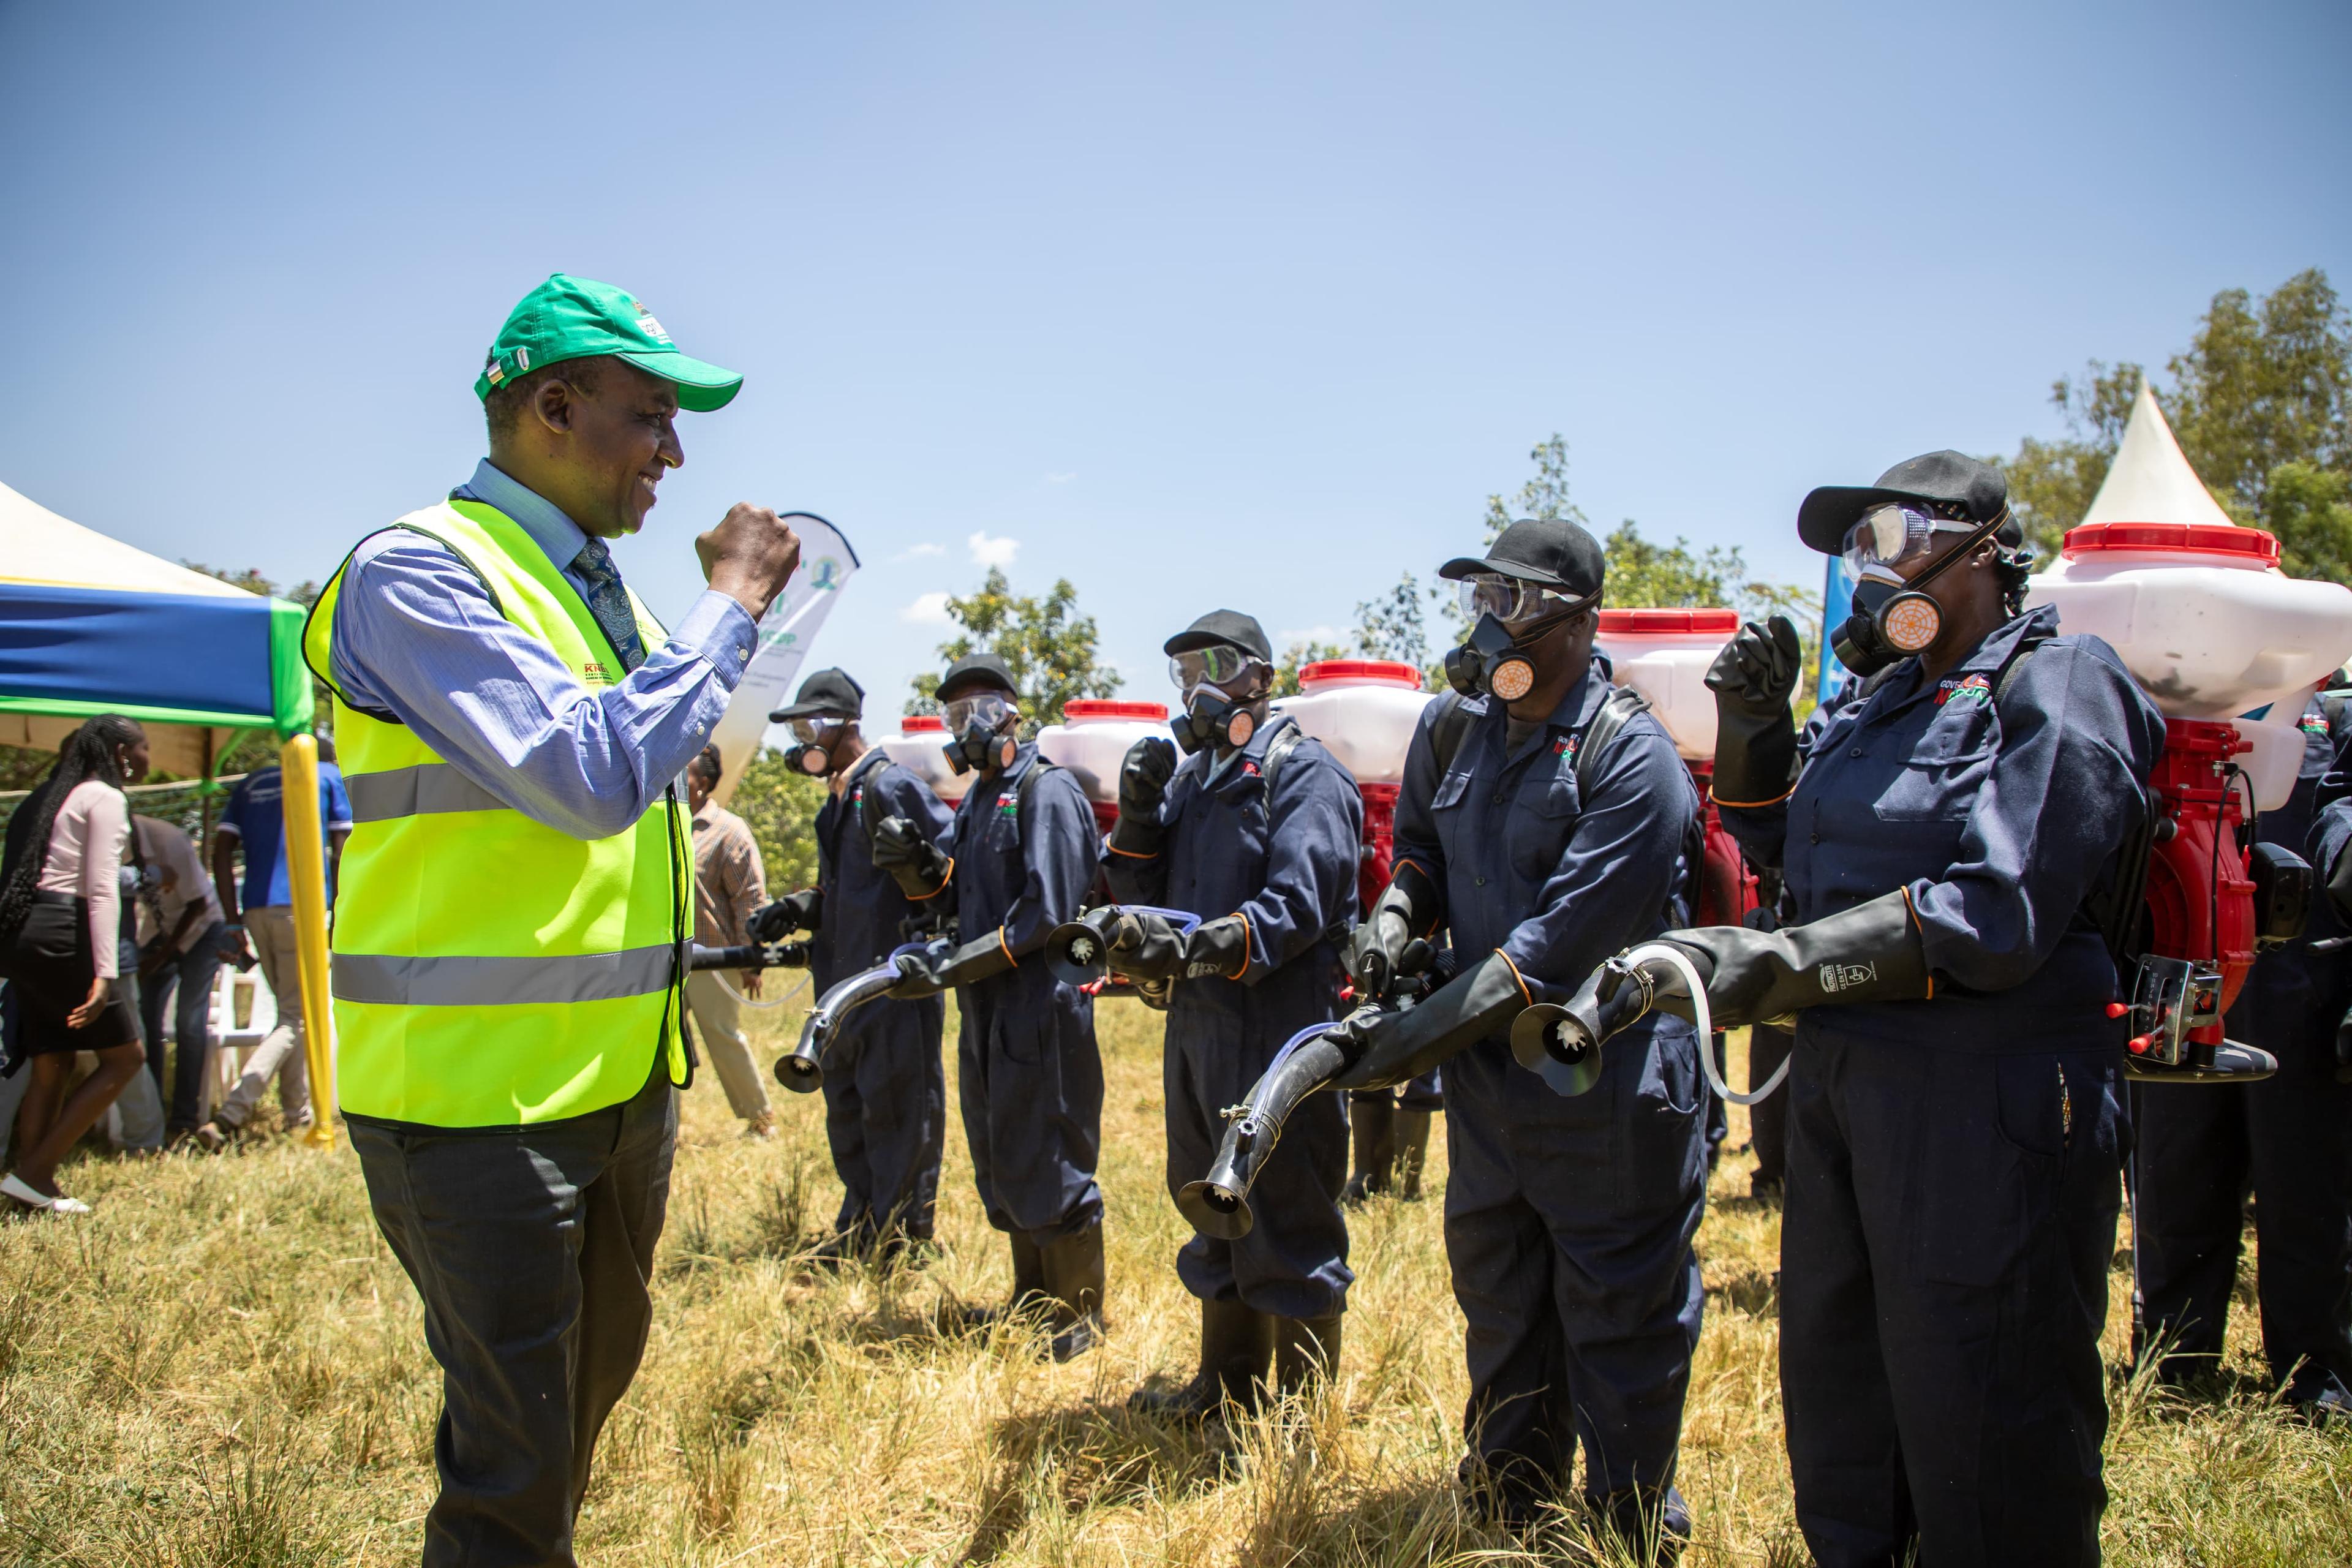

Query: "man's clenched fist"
<box><xmin>698</xmin><ymin>504</ymin><xmax>802</xmax><ymax>621</ymax></box>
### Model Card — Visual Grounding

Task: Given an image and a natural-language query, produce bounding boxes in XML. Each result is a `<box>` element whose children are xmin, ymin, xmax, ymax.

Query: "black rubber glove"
<box><xmin>1099</xmin><ymin>910</ymin><xmax>1190</xmax><ymax>982</ymax></box>
<box><xmin>1705</xmin><ymin>614</ymin><xmax>1803</xmax><ymax>808</ymax></box>
<box><xmin>887</xmin><ymin>931</ymin><xmax>1016</xmax><ymax>999</ymax></box>
<box><xmin>1345</xmin><ymin>860</ymin><xmax>1442</xmax><ymax>1001</ymax></box>
<box><xmin>1109</xmin><ymin>737</ymin><xmax>1179</xmax><ymax>859</ymax></box>
<box><xmin>749</xmin><ymin>888</ymin><xmax>823</xmax><ymax>941</ymax></box>
<box><xmin>1628</xmin><ymin>888</ymin><xmax>1930</xmax><ymax>1031</ymax></box>
<box><xmin>872</xmin><ymin>815</ymin><xmax>952</xmax><ymax>900</ymax></box>
<box><xmin>1328</xmin><ymin>952</ymin><xmax>1529</xmax><ymax>1091</ymax></box>
<box><xmin>1181</xmin><ymin>914</ymin><xmax>1251</xmax><ymax>981</ymax></box>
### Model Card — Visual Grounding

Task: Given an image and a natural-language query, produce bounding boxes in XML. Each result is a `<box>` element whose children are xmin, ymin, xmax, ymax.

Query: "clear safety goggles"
<box><xmin>1457</xmin><ymin>572</ymin><xmax>1588</xmax><ymax>627</ymax></box>
<box><xmin>1167</xmin><ymin>643</ymin><xmax>1265</xmax><ymax>696</ymax></box>
<box><xmin>1842</xmin><ymin>503</ymin><xmax>1976</xmax><ymax>580</ymax></box>
<box><xmin>787</xmin><ymin>715</ymin><xmax>847</xmax><ymax>744</ymax></box>
<box><xmin>942</xmin><ymin>690</ymin><xmax>1016</xmax><ymax>732</ymax></box>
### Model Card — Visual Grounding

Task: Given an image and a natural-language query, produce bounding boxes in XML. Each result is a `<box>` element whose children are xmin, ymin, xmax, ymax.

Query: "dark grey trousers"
<box><xmin>350</xmin><ymin>1058</ymin><xmax>676</xmax><ymax>1568</ymax></box>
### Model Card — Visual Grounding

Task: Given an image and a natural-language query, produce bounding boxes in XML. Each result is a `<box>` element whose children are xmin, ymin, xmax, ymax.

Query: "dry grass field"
<box><xmin>1</xmin><ymin>998</ymin><xmax>2345</xmax><ymax>1566</ymax></box>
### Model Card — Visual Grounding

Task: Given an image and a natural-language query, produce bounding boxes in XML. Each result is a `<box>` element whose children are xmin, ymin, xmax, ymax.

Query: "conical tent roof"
<box><xmin>2081</xmin><ymin>381</ymin><xmax>2239</xmax><ymax>530</ymax></box>
<box><xmin>1</xmin><ymin>478</ymin><xmax>251</xmax><ymax>597</ymax></box>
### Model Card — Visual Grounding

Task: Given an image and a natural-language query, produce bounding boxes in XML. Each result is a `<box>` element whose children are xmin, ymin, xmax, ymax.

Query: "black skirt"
<box><xmin>1</xmin><ymin>893</ymin><xmax>140</xmax><ymax>1058</ymax></box>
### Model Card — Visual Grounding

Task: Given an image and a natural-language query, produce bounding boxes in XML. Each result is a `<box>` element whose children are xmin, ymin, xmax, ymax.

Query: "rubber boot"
<box><xmin>943</xmin><ymin>1231</ymin><xmax>1048</xmax><ymax>1333</ymax></box>
<box><xmin>1272</xmin><ymin>1312</ymin><xmax>1343</xmax><ymax>1396</ymax></box>
<box><xmin>1342</xmin><ymin>1094</ymin><xmax>1396</xmax><ymax>1206</ymax></box>
<box><xmin>1393</xmin><ymin>1108</ymin><xmax>1433</xmax><ymax>1202</ymax></box>
<box><xmin>1039</xmin><ymin>1222</ymin><xmax>1107</xmax><ymax>1363</ymax></box>
<box><xmin>1129</xmin><ymin>1297</ymin><xmax>1273</xmax><ymax>1423</ymax></box>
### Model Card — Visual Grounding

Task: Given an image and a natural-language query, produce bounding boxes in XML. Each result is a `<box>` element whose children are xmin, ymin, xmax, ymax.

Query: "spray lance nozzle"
<box><xmin>1509</xmin><ymin>948</ymin><xmax>1711</xmax><ymax>1096</ymax></box>
<box><xmin>1043</xmin><ymin>905</ymin><xmax>1202</xmax><ymax>987</ymax></box>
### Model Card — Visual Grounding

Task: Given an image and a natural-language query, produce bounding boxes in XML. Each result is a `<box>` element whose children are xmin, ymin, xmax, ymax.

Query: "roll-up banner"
<box><xmin>705</xmin><ymin>513</ymin><xmax>859</xmax><ymax>808</ymax></box>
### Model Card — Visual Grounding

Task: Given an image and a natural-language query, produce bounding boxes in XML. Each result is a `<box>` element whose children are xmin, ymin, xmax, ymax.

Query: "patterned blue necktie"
<box><xmin>571</xmin><ymin>537</ymin><xmax>647</xmax><ymax>673</ymax></box>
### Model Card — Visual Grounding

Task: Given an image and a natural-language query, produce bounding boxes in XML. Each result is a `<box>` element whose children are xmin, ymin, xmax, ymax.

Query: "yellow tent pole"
<box><xmin>277</xmin><ymin>734</ymin><xmax>338</xmax><ymax>1151</ymax></box>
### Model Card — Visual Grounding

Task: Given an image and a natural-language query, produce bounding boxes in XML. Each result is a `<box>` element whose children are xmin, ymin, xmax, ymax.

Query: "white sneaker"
<box><xmin>1</xmin><ymin>1172</ymin><xmax>91</xmax><ymax>1215</ymax></box>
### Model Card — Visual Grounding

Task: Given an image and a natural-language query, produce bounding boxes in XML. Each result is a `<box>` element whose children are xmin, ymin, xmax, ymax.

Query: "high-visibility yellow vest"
<box><xmin>301</xmin><ymin>498</ymin><xmax>690</xmax><ymax>1128</ymax></box>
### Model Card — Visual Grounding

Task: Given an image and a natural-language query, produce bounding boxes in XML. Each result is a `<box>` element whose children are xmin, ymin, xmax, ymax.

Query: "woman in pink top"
<box><xmin>0</xmin><ymin>715</ymin><xmax>149</xmax><ymax>1213</ymax></box>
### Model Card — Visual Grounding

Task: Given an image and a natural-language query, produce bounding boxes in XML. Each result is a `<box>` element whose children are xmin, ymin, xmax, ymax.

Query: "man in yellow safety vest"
<box><xmin>303</xmin><ymin>273</ymin><xmax>801</xmax><ymax>1566</ymax></box>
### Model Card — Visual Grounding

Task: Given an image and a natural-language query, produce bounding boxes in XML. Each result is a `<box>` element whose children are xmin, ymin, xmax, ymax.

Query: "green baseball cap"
<box><xmin>474</xmin><ymin>273</ymin><xmax>743</xmax><ymax>412</ymax></box>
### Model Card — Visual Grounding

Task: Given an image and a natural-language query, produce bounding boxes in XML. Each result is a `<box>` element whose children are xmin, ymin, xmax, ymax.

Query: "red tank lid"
<box><xmin>900</xmin><ymin>715</ymin><xmax>946</xmax><ymax>732</ymax></box>
<box><xmin>2062</xmin><ymin>521</ymin><xmax>2279</xmax><ymax>564</ymax></box>
<box><xmin>1299</xmin><ymin>659</ymin><xmax>1423</xmax><ymax>689</ymax></box>
<box><xmin>1061</xmin><ymin>698</ymin><xmax>1170</xmax><ymax>721</ymax></box>
<box><xmin>1596</xmin><ymin>608</ymin><xmax>1741</xmax><ymax>634</ymax></box>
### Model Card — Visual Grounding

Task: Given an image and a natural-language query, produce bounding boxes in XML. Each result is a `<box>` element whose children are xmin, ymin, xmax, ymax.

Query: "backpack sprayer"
<box><xmin>1515</xmin><ymin>520</ymin><xmax>2352</xmax><ymax>1091</ymax></box>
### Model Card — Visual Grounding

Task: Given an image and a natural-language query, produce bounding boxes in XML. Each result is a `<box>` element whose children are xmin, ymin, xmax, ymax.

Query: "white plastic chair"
<box><xmin>205</xmin><ymin>963</ymin><xmax>277</xmax><ymax>1117</ymax></box>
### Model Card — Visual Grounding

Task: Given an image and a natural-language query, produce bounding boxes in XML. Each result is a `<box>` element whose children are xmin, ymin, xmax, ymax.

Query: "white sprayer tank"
<box><xmin>873</xmin><ymin>715</ymin><xmax>965</xmax><ymax>804</ymax></box>
<box><xmin>2026</xmin><ymin>522</ymin><xmax>2352</xmax><ymax>810</ymax></box>
<box><xmin>1271</xmin><ymin>660</ymin><xmax>1433</xmax><ymax>785</ymax></box>
<box><xmin>1592</xmin><ymin>609</ymin><xmax>1740</xmax><ymax>762</ymax></box>
<box><xmin>1036</xmin><ymin>700</ymin><xmax>1172</xmax><ymax>809</ymax></box>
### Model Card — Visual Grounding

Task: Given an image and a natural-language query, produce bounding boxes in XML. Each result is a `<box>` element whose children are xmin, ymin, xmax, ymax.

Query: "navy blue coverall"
<box><xmin>941</xmin><ymin>744</ymin><xmax>1106</xmax><ymax>1242</ymax></box>
<box><xmin>1721</xmin><ymin>606</ymin><xmax>2165</xmax><ymax>1568</ymax></box>
<box><xmin>810</xmin><ymin>750</ymin><xmax>956</xmax><ymax>1247</ymax></box>
<box><xmin>2135</xmin><ymin>699</ymin><xmax>2352</xmax><ymax>1403</ymax></box>
<box><xmin>1104</xmin><ymin>717</ymin><xmax>1365</xmax><ymax>1319</ymax></box>
<box><xmin>1392</xmin><ymin>657</ymin><xmax>1706</xmax><ymax>1518</ymax></box>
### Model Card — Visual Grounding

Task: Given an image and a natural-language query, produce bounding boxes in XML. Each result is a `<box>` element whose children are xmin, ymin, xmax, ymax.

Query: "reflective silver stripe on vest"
<box><xmin>332</xmin><ymin>945</ymin><xmax>676</xmax><ymax>1006</ymax></box>
<box><xmin>344</xmin><ymin>763</ymin><xmax>509</xmax><ymax>823</ymax></box>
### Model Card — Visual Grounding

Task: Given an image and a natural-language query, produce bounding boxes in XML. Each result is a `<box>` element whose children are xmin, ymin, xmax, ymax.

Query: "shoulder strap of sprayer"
<box><xmin>1423</xmin><ymin>685</ymin><xmax>1646</xmax><ymax>796</ymax></box>
<box><xmin>848</xmin><ymin>750</ymin><xmax>894</xmax><ymax>851</ymax></box>
<box><xmin>1427</xmin><ymin>692</ymin><xmax>1479</xmax><ymax>774</ymax></box>
<box><xmin>1258</xmin><ymin>716</ymin><xmax>1305</xmax><ymax>815</ymax></box>
<box><xmin>1994</xmin><ymin>636</ymin><xmax>2150</xmax><ymax>967</ymax></box>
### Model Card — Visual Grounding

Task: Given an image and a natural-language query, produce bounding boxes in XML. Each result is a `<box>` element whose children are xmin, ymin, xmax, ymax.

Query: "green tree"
<box><xmin>1271</xmin><ymin>638</ymin><xmax>1349</xmax><ymax>698</ymax></box>
<box><xmin>1352</xmin><ymin>571</ymin><xmax>1438</xmax><ymax>668</ymax></box>
<box><xmin>725</xmin><ymin>747</ymin><xmax>828</xmax><ymax>895</ymax></box>
<box><xmin>1483</xmin><ymin>432</ymin><xmax>1586</xmax><ymax>540</ymax></box>
<box><xmin>905</xmin><ymin>567</ymin><xmax>1120</xmax><ymax>729</ymax></box>
<box><xmin>1992</xmin><ymin>269</ymin><xmax>2352</xmax><ymax>576</ymax></box>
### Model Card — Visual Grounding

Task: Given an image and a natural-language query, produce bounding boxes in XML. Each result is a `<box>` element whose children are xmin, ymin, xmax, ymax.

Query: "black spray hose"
<box><xmin>690</xmin><ymin>941</ymin><xmax>808</xmax><ymax>973</ymax></box>
<box><xmin>1043</xmin><ymin>903</ymin><xmax>1200</xmax><ymax>987</ymax></box>
<box><xmin>774</xmin><ymin>938</ymin><xmax>943</xmax><ymax>1096</ymax></box>
<box><xmin>1176</xmin><ymin>1019</ymin><xmax>1358</xmax><ymax>1241</ymax></box>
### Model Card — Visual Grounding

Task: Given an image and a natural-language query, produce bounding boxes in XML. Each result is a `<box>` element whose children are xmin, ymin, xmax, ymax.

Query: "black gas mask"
<box><xmin>1167</xmin><ymin>644</ymin><xmax>1271</xmax><ymax>755</ymax></box>
<box><xmin>782</xmin><ymin>716</ymin><xmax>849</xmax><ymax>777</ymax></box>
<box><xmin>1830</xmin><ymin>505</ymin><xmax>2013</xmax><ymax>677</ymax></box>
<box><xmin>1444</xmin><ymin>574</ymin><xmax>1597</xmax><ymax>703</ymax></box>
<box><xmin>941</xmin><ymin>688</ymin><xmax>1020</xmax><ymax>775</ymax></box>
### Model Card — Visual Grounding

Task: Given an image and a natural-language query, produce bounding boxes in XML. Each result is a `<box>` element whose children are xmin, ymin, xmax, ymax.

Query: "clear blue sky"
<box><xmin>4</xmin><ymin>1</ymin><xmax>2345</xmax><ymax>721</ymax></box>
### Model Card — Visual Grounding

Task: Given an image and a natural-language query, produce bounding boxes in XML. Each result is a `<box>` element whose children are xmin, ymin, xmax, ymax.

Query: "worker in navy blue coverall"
<box><xmin>1662</xmin><ymin>452</ymin><xmax>2165</xmax><ymax>1568</ymax></box>
<box><xmin>766</xmin><ymin>668</ymin><xmax>955</xmax><ymax>1267</ymax></box>
<box><xmin>2144</xmin><ymin>694</ymin><xmax>2352</xmax><ymax>1419</ymax></box>
<box><xmin>875</xmin><ymin>653</ymin><xmax>1108</xmax><ymax>1362</ymax></box>
<box><xmin>1323</xmin><ymin>518</ymin><xmax>1708</xmax><ymax>1557</ymax></box>
<box><xmin>1098</xmin><ymin>609</ymin><xmax>1365</xmax><ymax>1420</ymax></box>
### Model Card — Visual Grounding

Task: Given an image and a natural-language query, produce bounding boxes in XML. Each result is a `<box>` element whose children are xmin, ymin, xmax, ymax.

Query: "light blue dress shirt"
<box><xmin>328</xmin><ymin>459</ymin><xmax>759</xmax><ymax>841</ymax></box>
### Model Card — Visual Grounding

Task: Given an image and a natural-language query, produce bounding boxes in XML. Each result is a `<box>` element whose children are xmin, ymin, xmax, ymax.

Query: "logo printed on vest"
<box><xmin>583</xmin><ymin>660</ymin><xmax>616</xmax><ymax>685</ymax></box>
<box><xmin>1936</xmin><ymin>673</ymin><xmax>1994</xmax><ymax>706</ymax></box>
<box><xmin>1819</xmin><ymin>960</ymin><xmax>1878</xmax><ymax>993</ymax></box>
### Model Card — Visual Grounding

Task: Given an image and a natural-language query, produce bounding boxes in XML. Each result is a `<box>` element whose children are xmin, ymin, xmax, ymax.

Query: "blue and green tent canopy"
<box><xmin>0</xmin><ymin>478</ymin><xmax>312</xmax><ymax>777</ymax></box>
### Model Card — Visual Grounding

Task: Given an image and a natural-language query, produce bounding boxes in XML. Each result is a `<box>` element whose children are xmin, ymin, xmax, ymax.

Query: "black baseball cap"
<box><xmin>1797</xmin><ymin>450</ymin><xmax>2019</xmax><ymax>556</ymax></box>
<box><xmin>769</xmin><ymin>667</ymin><xmax>865</xmax><ymax>723</ymax></box>
<box><xmin>938</xmin><ymin>652</ymin><xmax>1019</xmax><ymax>701</ymax></box>
<box><xmin>1163</xmin><ymin>609</ymin><xmax>1273</xmax><ymax>663</ymax></box>
<box><xmin>1440</xmin><ymin>517</ymin><xmax>1606</xmax><ymax>597</ymax></box>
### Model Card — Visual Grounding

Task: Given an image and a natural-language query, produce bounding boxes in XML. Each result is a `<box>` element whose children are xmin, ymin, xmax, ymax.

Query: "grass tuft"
<box><xmin>1</xmin><ymin>1012</ymin><xmax>2342</xmax><ymax>1562</ymax></box>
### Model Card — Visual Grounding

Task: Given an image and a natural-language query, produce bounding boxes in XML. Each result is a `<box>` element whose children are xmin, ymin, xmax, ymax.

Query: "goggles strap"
<box><xmin>1893</xmin><ymin>508</ymin><xmax>2011</xmax><ymax>594</ymax></box>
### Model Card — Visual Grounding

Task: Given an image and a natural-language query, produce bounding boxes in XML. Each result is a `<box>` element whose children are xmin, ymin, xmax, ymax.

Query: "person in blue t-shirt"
<box><xmin>194</xmin><ymin>739</ymin><xmax>353</xmax><ymax>1145</ymax></box>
